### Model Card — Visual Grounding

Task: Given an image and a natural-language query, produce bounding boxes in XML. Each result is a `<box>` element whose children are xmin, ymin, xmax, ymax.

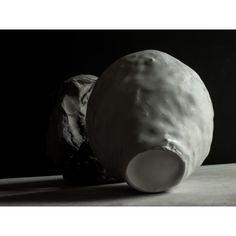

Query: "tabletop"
<box><xmin>0</xmin><ymin>163</ymin><xmax>235</xmax><ymax>206</ymax></box>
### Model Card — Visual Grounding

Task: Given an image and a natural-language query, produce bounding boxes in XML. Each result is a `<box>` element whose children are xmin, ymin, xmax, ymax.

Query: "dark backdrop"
<box><xmin>1</xmin><ymin>30</ymin><xmax>235</xmax><ymax>178</ymax></box>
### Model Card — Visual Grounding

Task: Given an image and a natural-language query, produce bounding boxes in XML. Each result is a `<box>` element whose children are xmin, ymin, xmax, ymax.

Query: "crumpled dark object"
<box><xmin>47</xmin><ymin>74</ymin><xmax>120</xmax><ymax>185</ymax></box>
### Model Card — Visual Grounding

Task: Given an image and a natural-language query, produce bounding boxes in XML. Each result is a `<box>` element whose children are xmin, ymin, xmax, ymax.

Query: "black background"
<box><xmin>1</xmin><ymin>30</ymin><xmax>235</xmax><ymax>178</ymax></box>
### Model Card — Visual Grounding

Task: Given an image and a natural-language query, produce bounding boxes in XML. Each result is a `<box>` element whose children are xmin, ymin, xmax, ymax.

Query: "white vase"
<box><xmin>86</xmin><ymin>50</ymin><xmax>214</xmax><ymax>193</ymax></box>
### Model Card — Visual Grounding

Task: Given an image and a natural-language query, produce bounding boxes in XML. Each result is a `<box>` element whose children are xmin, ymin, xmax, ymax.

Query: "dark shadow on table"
<box><xmin>0</xmin><ymin>177</ymin><xmax>163</xmax><ymax>205</ymax></box>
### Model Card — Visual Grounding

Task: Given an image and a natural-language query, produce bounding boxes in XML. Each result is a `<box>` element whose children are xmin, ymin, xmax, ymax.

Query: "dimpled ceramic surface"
<box><xmin>86</xmin><ymin>50</ymin><xmax>214</xmax><ymax>193</ymax></box>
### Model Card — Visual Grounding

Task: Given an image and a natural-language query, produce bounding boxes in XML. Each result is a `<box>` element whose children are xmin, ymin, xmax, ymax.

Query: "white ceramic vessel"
<box><xmin>86</xmin><ymin>50</ymin><xmax>214</xmax><ymax>193</ymax></box>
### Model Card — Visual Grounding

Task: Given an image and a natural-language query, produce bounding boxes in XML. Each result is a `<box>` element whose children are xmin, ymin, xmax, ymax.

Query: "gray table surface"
<box><xmin>0</xmin><ymin>163</ymin><xmax>235</xmax><ymax>206</ymax></box>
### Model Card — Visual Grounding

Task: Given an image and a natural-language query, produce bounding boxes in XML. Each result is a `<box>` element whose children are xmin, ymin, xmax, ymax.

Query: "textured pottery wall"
<box><xmin>87</xmin><ymin>50</ymin><xmax>214</xmax><ymax>192</ymax></box>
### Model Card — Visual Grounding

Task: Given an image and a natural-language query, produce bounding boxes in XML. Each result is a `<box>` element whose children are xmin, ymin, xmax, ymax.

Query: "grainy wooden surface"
<box><xmin>0</xmin><ymin>164</ymin><xmax>235</xmax><ymax>206</ymax></box>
